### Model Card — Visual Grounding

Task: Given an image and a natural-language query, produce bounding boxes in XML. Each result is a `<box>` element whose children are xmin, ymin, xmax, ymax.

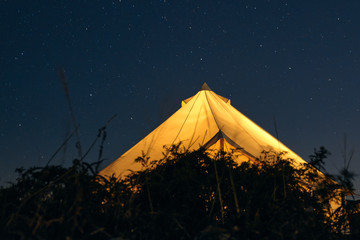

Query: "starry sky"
<box><xmin>1</xmin><ymin>1</ymin><xmax>360</xmax><ymax>194</ymax></box>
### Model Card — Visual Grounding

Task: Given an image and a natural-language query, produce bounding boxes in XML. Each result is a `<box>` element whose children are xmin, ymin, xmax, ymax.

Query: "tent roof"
<box><xmin>201</xmin><ymin>82</ymin><xmax>211</xmax><ymax>91</ymax></box>
<box><xmin>100</xmin><ymin>83</ymin><xmax>307</xmax><ymax>178</ymax></box>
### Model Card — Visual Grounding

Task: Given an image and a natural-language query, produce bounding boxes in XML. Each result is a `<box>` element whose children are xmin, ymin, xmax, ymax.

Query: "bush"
<box><xmin>0</xmin><ymin>146</ymin><xmax>351</xmax><ymax>239</ymax></box>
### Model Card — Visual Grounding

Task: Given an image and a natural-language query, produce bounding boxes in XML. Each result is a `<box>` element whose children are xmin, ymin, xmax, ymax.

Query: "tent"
<box><xmin>100</xmin><ymin>83</ymin><xmax>308</xmax><ymax>178</ymax></box>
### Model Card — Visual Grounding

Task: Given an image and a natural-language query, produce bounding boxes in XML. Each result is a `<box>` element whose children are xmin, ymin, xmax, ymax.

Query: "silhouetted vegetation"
<box><xmin>0</xmin><ymin>145</ymin><xmax>357</xmax><ymax>239</ymax></box>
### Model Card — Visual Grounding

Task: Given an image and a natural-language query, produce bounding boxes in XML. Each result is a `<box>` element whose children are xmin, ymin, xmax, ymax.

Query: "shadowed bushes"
<box><xmin>0</xmin><ymin>146</ymin><xmax>354</xmax><ymax>239</ymax></box>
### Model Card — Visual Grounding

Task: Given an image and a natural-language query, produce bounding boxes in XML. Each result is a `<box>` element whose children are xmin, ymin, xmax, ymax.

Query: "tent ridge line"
<box><xmin>208</xmin><ymin>90</ymin><xmax>266</xmax><ymax>151</ymax></box>
<box><xmin>204</xmin><ymin>91</ymin><xmax>222</xmax><ymax>132</ymax></box>
<box><xmin>170</xmin><ymin>92</ymin><xmax>202</xmax><ymax>148</ymax></box>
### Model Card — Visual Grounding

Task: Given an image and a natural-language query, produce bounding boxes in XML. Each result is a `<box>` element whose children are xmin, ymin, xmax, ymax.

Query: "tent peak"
<box><xmin>201</xmin><ymin>82</ymin><xmax>212</xmax><ymax>91</ymax></box>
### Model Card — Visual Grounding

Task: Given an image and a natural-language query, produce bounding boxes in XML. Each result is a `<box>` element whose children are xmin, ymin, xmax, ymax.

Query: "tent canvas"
<box><xmin>100</xmin><ymin>83</ymin><xmax>308</xmax><ymax>178</ymax></box>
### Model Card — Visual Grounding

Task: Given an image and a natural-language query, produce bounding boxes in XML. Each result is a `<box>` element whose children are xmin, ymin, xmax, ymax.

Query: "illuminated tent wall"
<box><xmin>100</xmin><ymin>83</ymin><xmax>309</xmax><ymax>178</ymax></box>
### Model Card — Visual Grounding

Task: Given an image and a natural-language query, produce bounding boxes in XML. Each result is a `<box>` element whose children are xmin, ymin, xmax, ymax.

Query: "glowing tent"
<box><xmin>100</xmin><ymin>83</ymin><xmax>308</xmax><ymax>178</ymax></box>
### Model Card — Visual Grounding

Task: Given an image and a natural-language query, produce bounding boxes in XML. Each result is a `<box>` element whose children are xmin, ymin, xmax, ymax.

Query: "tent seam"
<box><xmin>205</xmin><ymin>91</ymin><xmax>223</xmax><ymax>131</ymax></box>
<box><xmin>170</xmin><ymin>92</ymin><xmax>201</xmax><ymax>147</ymax></box>
<box><xmin>208</xmin><ymin>91</ymin><xmax>266</xmax><ymax>151</ymax></box>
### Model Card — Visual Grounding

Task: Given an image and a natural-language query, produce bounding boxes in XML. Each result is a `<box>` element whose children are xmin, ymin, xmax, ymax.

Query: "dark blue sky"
<box><xmin>1</xmin><ymin>1</ymin><xmax>360</xmax><ymax>193</ymax></box>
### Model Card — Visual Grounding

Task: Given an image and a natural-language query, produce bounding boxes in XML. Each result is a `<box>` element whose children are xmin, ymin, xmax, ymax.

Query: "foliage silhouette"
<box><xmin>309</xmin><ymin>146</ymin><xmax>330</xmax><ymax>172</ymax></box>
<box><xmin>0</xmin><ymin>145</ymin><xmax>355</xmax><ymax>239</ymax></box>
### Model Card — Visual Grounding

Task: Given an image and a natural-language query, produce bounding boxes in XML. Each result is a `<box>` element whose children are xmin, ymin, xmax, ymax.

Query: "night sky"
<box><xmin>1</xmin><ymin>1</ymin><xmax>360</xmax><ymax>194</ymax></box>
